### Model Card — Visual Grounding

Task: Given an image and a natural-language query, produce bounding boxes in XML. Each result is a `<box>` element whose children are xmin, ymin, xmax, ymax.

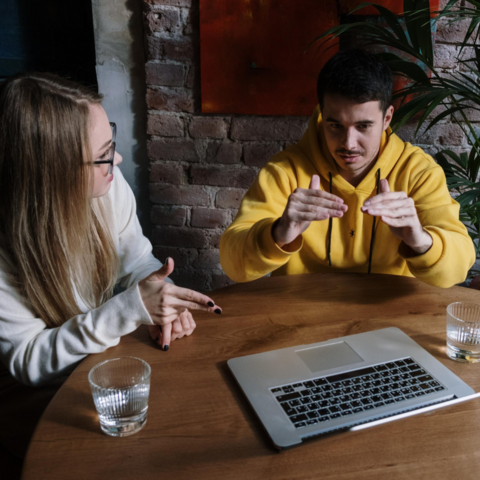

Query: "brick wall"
<box><xmin>142</xmin><ymin>0</ymin><xmax>473</xmax><ymax>292</ymax></box>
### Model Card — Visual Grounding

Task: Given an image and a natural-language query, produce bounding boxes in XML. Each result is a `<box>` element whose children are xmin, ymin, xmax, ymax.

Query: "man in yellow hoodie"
<box><xmin>220</xmin><ymin>49</ymin><xmax>475</xmax><ymax>288</ymax></box>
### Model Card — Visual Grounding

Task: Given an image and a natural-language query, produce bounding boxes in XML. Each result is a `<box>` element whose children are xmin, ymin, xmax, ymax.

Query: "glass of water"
<box><xmin>88</xmin><ymin>357</ymin><xmax>151</xmax><ymax>437</ymax></box>
<box><xmin>446</xmin><ymin>302</ymin><xmax>480</xmax><ymax>363</ymax></box>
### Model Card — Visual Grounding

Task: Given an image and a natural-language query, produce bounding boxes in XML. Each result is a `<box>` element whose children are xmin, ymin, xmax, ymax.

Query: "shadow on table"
<box><xmin>43</xmin><ymin>384</ymin><xmax>102</xmax><ymax>435</ymax></box>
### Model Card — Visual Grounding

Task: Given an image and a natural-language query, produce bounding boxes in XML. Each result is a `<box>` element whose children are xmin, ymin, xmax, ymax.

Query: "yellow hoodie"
<box><xmin>220</xmin><ymin>107</ymin><xmax>476</xmax><ymax>288</ymax></box>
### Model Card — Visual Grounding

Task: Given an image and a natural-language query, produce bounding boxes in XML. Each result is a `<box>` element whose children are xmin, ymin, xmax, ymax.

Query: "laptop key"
<box><xmin>361</xmin><ymin>398</ymin><xmax>372</xmax><ymax>405</ymax></box>
<box><xmin>291</xmin><ymin>414</ymin><xmax>308</xmax><ymax>423</ymax></box>
<box><xmin>294</xmin><ymin>422</ymin><xmax>306</xmax><ymax>429</ymax></box>
<box><xmin>364</xmin><ymin>405</ymin><xmax>374</xmax><ymax>410</ymax></box>
<box><xmin>293</xmin><ymin>383</ymin><xmax>303</xmax><ymax>388</ymax></box>
<box><xmin>395</xmin><ymin>396</ymin><xmax>406</xmax><ymax>402</ymax></box>
<box><xmin>351</xmin><ymin>400</ymin><xmax>362</xmax><ymax>408</ymax></box>
<box><xmin>350</xmin><ymin>393</ymin><xmax>361</xmax><ymax>400</ymax></box>
<box><xmin>307</xmin><ymin>419</ymin><xmax>319</xmax><ymax>426</ymax></box>
<box><xmin>308</xmin><ymin>403</ymin><xmax>319</xmax><ymax>411</ymax></box>
<box><xmin>418</xmin><ymin>375</ymin><xmax>434</xmax><ymax>383</ymax></box>
<box><xmin>300</xmin><ymin>397</ymin><xmax>312</xmax><ymax>405</ymax></box>
<box><xmin>385</xmin><ymin>399</ymin><xmax>395</xmax><ymax>404</ymax></box>
<box><xmin>290</xmin><ymin>400</ymin><xmax>300</xmax><ymax>407</ymax></box>
<box><xmin>343</xmin><ymin>410</ymin><xmax>353</xmax><ymax>416</ymax></box>
<box><xmin>405</xmin><ymin>394</ymin><xmax>415</xmax><ymax>399</ymax></box>
<box><xmin>371</xmin><ymin>395</ymin><xmax>382</xmax><ymax>403</ymax></box>
<box><xmin>329</xmin><ymin>406</ymin><xmax>341</xmax><ymax>414</ymax></box>
<box><xmin>304</xmin><ymin>381</ymin><xmax>315</xmax><ymax>388</ymax></box>
<box><xmin>435</xmin><ymin>386</ymin><xmax>445</xmax><ymax>392</ymax></box>
<box><xmin>314</xmin><ymin>378</ymin><xmax>328</xmax><ymax>386</ymax></box>
<box><xmin>307</xmin><ymin>411</ymin><xmax>319</xmax><ymax>419</ymax></box>
<box><xmin>276</xmin><ymin>392</ymin><xmax>301</xmax><ymax>402</ymax></box>
<box><xmin>318</xmin><ymin>408</ymin><xmax>330</xmax><ymax>416</ymax></box>
<box><xmin>281</xmin><ymin>403</ymin><xmax>296</xmax><ymax>416</ymax></box>
<box><xmin>311</xmin><ymin>395</ymin><xmax>322</xmax><ymax>402</ymax></box>
<box><xmin>353</xmin><ymin>407</ymin><xmax>364</xmax><ymax>413</ymax></box>
<box><xmin>374</xmin><ymin>401</ymin><xmax>385</xmax><ymax>408</ymax></box>
<box><xmin>318</xmin><ymin>416</ymin><xmax>330</xmax><ymax>422</ymax></box>
<box><xmin>272</xmin><ymin>388</ymin><xmax>282</xmax><ymax>393</ymax></box>
<box><xmin>403</xmin><ymin>358</ymin><xmax>415</xmax><ymax>365</ymax></box>
<box><xmin>340</xmin><ymin>403</ymin><xmax>351</xmax><ymax>411</ymax></box>
<box><xmin>311</xmin><ymin>387</ymin><xmax>323</xmax><ymax>394</ymax></box>
<box><xmin>330</xmin><ymin>413</ymin><xmax>341</xmax><ymax>419</ymax></box>
<box><xmin>339</xmin><ymin>395</ymin><xmax>350</xmax><ymax>402</ymax></box>
<box><xmin>300</xmin><ymin>389</ymin><xmax>311</xmax><ymax>397</ymax></box>
<box><xmin>385</xmin><ymin>362</ymin><xmax>396</xmax><ymax>369</ymax></box>
<box><xmin>283</xmin><ymin>386</ymin><xmax>294</xmax><ymax>393</ymax></box>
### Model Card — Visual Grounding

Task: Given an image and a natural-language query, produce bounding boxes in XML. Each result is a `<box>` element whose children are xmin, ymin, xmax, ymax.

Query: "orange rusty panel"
<box><xmin>338</xmin><ymin>0</ymin><xmax>441</xmax><ymax>16</ymax></box>
<box><xmin>200</xmin><ymin>0</ymin><xmax>339</xmax><ymax>116</ymax></box>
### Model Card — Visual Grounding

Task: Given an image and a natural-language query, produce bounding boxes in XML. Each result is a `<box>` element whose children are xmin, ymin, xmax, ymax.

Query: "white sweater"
<box><xmin>0</xmin><ymin>168</ymin><xmax>164</xmax><ymax>386</ymax></box>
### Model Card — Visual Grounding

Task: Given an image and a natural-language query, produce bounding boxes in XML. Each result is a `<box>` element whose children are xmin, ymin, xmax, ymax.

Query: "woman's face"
<box><xmin>89</xmin><ymin>104</ymin><xmax>123</xmax><ymax>198</ymax></box>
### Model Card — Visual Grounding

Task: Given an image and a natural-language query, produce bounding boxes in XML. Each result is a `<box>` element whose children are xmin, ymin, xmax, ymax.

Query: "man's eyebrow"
<box><xmin>325</xmin><ymin>117</ymin><xmax>375</xmax><ymax>125</ymax></box>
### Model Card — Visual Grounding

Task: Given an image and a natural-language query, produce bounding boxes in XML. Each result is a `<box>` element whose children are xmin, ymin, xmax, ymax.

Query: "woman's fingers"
<box><xmin>161</xmin><ymin>322</ymin><xmax>172</xmax><ymax>351</ymax></box>
<box><xmin>167</xmin><ymin>285</ymin><xmax>222</xmax><ymax>313</ymax></box>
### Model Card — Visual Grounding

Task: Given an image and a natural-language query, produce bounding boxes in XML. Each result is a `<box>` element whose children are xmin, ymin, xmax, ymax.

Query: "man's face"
<box><xmin>321</xmin><ymin>94</ymin><xmax>393</xmax><ymax>184</ymax></box>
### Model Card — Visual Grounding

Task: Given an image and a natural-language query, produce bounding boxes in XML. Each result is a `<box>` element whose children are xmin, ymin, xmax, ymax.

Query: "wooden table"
<box><xmin>23</xmin><ymin>273</ymin><xmax>480</xmax><ymax>479</ymax></box>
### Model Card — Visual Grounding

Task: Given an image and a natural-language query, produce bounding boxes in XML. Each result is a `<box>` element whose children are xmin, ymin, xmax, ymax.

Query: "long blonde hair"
<box><xmin>0</xmin><ymin>73</ymin><xmax>119</xmax><ymax>327</ymax></box>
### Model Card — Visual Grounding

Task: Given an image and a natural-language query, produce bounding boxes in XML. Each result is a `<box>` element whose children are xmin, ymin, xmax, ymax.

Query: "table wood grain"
<box><xmin>22</xmin><ymin>273</ymin><xmax>480</xmax><ymax>479</ymax></box>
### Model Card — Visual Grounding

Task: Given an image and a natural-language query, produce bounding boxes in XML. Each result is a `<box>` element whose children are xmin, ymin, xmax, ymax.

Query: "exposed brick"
<box><xmin>397</xmin><ymin>122</ymin><xmax>466</xmax><ymax>146</ymax></box>
<box><xmin>153</xmin><ymin>226</ymin><xmax>209</xmax><ymax>248</ymax></box>
<box><xmin>149</xmin><ymin>184</ymin><xmax>210</xmax><ymax>206</ymax></box>
<box><xmin>434</xmin><ymin>44</ymin><xmax>458</xmax><ymax>70</ymax></box>
<box><xmin>169</xmin><ymin>268</ymin><xmax>209</xmax><ymax>292</ymax></box>
<box><xmin>148</xmin><ymin>138</ymin><xmax>200</xmax><ymax>162</ymax></box>
<box><xmin>244</xmin><ymin>142</ymin><xmax>283</xmax><ymax>167</ymax></box>
<box><xmin>206</xmin><ymin>142</ymin><xmax>242</xmax><ymax>164</ymax></box>
<box><xmin>150</xmin><ymin>163</ymin><xmax>185</xmax><ymax>184</ymax></box>
<box><xmin>436</xmin><ymin>18</ymin><xmax>472</xmax><ymax>44</ymax></box>
<box><xmin>146</xmin><ymin>87</ymin><xmax>194</xmax><ymax>113</ymax></box>
<box><xmin>192</xmin><ymin>249</ymin><xmax>220</xmax><ymax>269</ymax></box>
<box><xmin>146</xmin><ymin>36</ymin><xmax>163</xmax><ymax>60</ymax></box>
<box><xmin>231</xmin><ymin>117</ymin><xmax>308</xmax><ymax>141</ymax></box>
<box><xmin>147</xmin><ymin>113</ymin><xmax>184</xmax><ymax>137</ymax></box>
<box><xmin>188</xmin><ymin>117</ymin><xmax>229</xmax><ymax>139</ymax></box>
<box><xmin>190</xmin><ymin>165</ymin><xmax>257</xmax><ymax>188</ymax></box>
<box><xmin>186</xmin><ymin>66</ymin><xmax>197</xmax><ymax>89</ymax></box>
<box><xmin>215</xmin><ymin>188</ymin><xmax>247</xmax><ymax>208</ymax></box>
<box><xmin>144</xmin><ymin>7</ymin><xmax>181</xmax><ymax>35</ymax></box>
<box><xmin>191</xmin><ymin>208</ymin><xmax>230</xmax><ymax>228</ymax></box>
<box><xmin>164</xmin><ymin>38</ymin><xmax>196</xmax><ymax>63</ymax></box>
<box><xmin>146</xmin><ymin>63</ymin><xmax>185</xmax><ymax>87</ymax></box>
<box><xmin>182</xmin><ymin>5</ymin><xmax>199</xmax><ymax>35</ymax></box>
<box><xmin>209</xmin><ymin>231</ymin><xmax>223</xmax><ymax>248</ymax></box>
<box><xmin>151</xmin><ymin>206</ymin><xmax>187</xmax><ymax>226</ymax></box>
<box><xmin>210</xmin><ymin>273</ymin><xmax>236</xmax><ymax>291</ymax></box>
<box><xmin>152</xmin><ymin>247</ymin><xmax>198</xmax><ymax>269</ymax></box>
<box><xmin>145</xmin><ymin>0</ymin><xmax>192</xmax><ymax>6</ymax></box>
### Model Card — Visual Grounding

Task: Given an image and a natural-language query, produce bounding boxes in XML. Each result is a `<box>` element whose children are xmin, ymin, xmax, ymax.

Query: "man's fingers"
<box><xmin>364</xmin><ymin>190</ymin><xmax>407</xmax><ymax>206</ymax></box>
<box><xmin>379</xmin><ymin>178</ymin><xmax>390</xmax><ymax>194</ymax></box>
<box><xmin>295</xmin><ymin>198</ymin><xmax>348</xmax><ymax>212</ymax></box>
<box><xmin>309</xmin><ymin>174</ymin><xmax>320</xmax><ymax>190</ymax></box>
<box><xmin>299</xmin><ymin>188</ymin><xmax>344</xmax><ymax>204</ymax></box>
<box><xmin>365</xmin><ymin>206</ymin><xmax>416</xmax><ymax>219</ymax></box>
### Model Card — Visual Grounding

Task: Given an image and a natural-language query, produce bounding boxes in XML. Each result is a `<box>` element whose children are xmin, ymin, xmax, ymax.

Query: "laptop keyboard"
<box><xmin>271</xmin><ymin>358</ymin><xmax>446</xmax><ymax>429</ymax></box>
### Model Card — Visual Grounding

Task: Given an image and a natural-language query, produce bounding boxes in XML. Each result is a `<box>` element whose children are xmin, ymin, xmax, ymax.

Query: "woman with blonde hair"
<box><xmin>0</xmin><ymin>72</ymin><xmax>221</xmax><ymax>460</ymax></box>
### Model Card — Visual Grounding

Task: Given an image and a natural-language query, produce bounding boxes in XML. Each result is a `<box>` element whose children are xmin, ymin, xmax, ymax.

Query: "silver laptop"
<box><xmin>228</xmin><ymin>327</ymin><xmax>478</xmax><ymax>449</ymax></box>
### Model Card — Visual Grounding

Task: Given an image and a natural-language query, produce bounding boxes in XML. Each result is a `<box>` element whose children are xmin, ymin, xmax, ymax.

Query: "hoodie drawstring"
<box><xmin>327</xmin><ymin>168</ymin><xmax>381</xmax><ymax>274</ymax></box>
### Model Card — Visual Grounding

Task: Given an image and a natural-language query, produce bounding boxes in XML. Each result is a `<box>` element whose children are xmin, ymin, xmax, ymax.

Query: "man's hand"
<box><xmin>148</xmin><ymin>309</ymin><xmax>196</xmax><ymax>351</ymax></box>
<box><xmin>272</xmin><ymin>175</ymin><xmax>348</xmax><ymax>248</ymax></box>
<box><xmin>361</xmin><ymin>179</ymin><xmax>432</xmax><ymax>255</ymax></box>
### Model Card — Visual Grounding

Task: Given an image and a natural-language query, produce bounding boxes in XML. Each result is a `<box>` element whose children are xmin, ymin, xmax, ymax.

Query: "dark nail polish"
<box><xmin>164</xmin><ymin>345</ymin><xmax>169</xmax><ymax>351</ymax></box>
<box><xmin>214</xmin><ymin>308</ymin><xmax>222</xmax><ymax>314</ymax></box>
<box><xmin>208</xmin><ymin>301</ymin><xmax>215</xmax><ymax>307</ymax></box>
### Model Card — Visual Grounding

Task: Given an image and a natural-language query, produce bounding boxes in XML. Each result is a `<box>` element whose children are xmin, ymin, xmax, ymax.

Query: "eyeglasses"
<box><xmin>93</xmin><ymin>122</ymin><xmax>116</xmax><ymax>175</ymax></box>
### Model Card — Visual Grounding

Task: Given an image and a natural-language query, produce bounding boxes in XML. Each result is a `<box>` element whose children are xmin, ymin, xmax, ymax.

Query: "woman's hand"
<box><xmin>139</xmin><ymin>257</ymin><xmax>221</xmax><ymax>350</ymax></box>
<box><xmin>148</xmin><ymin>309</ymin><xmax>196</xmax><ymax>351</ymax></box>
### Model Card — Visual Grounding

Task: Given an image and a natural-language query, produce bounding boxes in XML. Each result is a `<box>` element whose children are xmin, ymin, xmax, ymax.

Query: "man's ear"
<box><xmin>383</xmin><ymin>105</ymin><xmax>394</xmax><ymax>131</ymax></box>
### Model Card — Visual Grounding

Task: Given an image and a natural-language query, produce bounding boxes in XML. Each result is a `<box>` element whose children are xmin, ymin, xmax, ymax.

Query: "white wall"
<box><xmin>91</xmin><ymin>0</ymin><xmax>151</xmax><ymax>235</ymax></box>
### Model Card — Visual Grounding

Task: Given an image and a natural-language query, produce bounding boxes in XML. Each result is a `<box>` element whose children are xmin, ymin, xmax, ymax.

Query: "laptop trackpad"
<box><xmin>296</xmin><ymin>342</ymin><xmax>364</xmax><ymax>373</ymax></box>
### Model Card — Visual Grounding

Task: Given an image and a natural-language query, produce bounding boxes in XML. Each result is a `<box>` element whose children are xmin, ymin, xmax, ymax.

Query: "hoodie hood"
<box><xmin>295</xmin><ymin>105</ymin><xmax>407</xmax><ymax>195</ymax></box>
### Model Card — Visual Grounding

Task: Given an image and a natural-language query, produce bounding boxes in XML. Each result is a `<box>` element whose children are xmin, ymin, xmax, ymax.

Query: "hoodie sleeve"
<box><xmin>399</xmin><ymin>163</ymin><xmax>476</xmax><ymax>288</ymax></box>
<box><xmin>220</xmin><ymin>163</ymin><xmax>303</xmax><ymax>283</ymax></box>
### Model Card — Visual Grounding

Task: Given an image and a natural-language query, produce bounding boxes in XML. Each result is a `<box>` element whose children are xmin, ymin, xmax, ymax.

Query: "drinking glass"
<box><xmin>446</xmin><ymin>302</ymin><xmax>480</xmax><ymax>363</ymax></box>
<box><xmin>88</xmin><ymin>356</ymin><xmax>151</xmax><ymax>436</ymax></box>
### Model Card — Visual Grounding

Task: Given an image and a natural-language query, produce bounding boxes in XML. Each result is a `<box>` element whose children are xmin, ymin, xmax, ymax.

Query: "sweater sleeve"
<box><xmin>220</xmin><ymin>163</ymin><xmax>303</xmax><ymax>283</ymax></box>
<box><xmin>400</xmin><ymin>164</ymin><xmax>476</xmax><ymax>287</ymax></box>
<box><xmin>0</xmin><ymin>262</ymin><xmax>154</xmax><ymax>386</ymax></box>
<box><xmin>113</xmin><ymin>168</ymin><xmax>173</xmax><ymax>287</ymax></box>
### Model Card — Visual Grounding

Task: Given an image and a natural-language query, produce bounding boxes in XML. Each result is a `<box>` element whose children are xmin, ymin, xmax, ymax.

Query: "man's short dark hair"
<box><xmin>317</xmin><ymin>49</ymin><xmax>393</xmax><ymax>115</ymax></box>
